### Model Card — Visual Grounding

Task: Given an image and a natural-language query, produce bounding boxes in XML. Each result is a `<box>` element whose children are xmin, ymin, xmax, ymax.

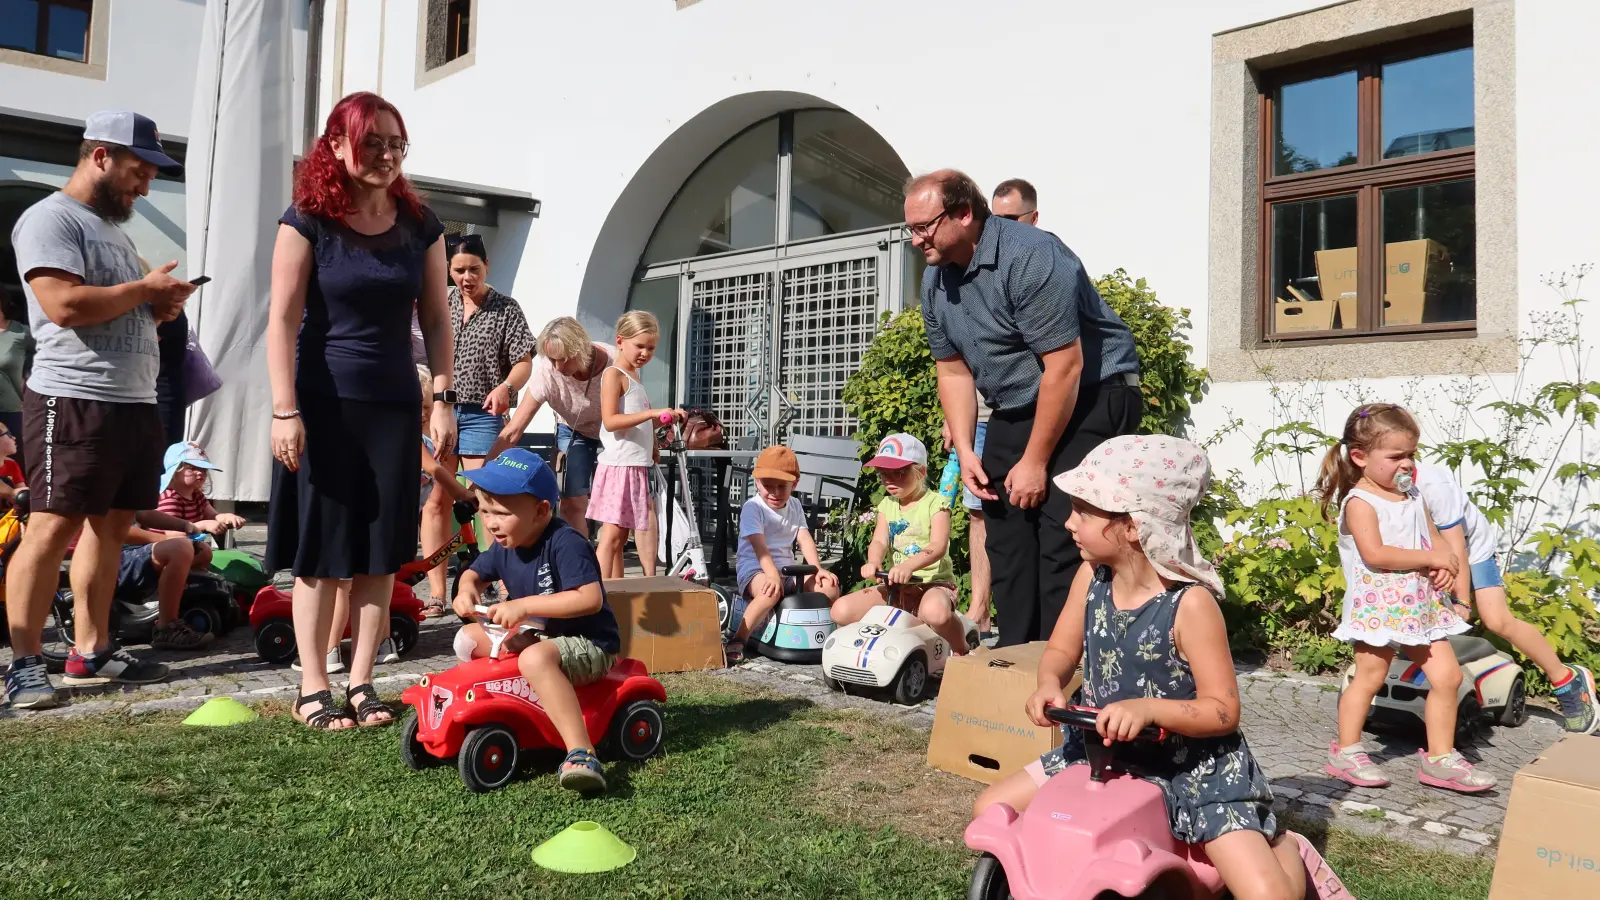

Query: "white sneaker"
<box><xmin>377</xmin><ymin>638</ymin><xmax>400</xmax><ymax>665</ymax></box>
<box><xmin>292</xmin><ymin>648</ymin><xmax>344</xmax><ymax>674</ymax></box>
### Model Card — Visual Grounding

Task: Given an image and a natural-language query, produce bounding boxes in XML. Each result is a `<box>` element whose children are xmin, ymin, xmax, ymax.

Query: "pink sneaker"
<box><xmin>1324</xmin><ymin>741</ymin><xmax>1389</xmax><ymax>787</ymax></box>
<box><xmin>1289</xmin><ymin>831</ymin><xmax>1354</xmax><ymax>899</ymax></box>
<box><xmin>1417</xmin><ymin>750</ymin><xmax>1497</xmax><ymax>793</ymax></box>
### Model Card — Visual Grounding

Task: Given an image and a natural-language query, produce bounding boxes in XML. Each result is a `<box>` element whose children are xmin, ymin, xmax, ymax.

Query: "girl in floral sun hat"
<box><xmin>972</xmin><ymin>434</ymin><xmax>1350</xmax><ymax>900</ymax></box>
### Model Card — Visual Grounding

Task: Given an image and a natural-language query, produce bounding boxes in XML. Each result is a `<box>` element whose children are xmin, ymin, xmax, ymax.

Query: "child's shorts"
<box><xmin>550</xmin><ymin>635</ymin><xmax>617</xmax><ymax>686</ymax></box>
<box><xmin>1469</xmin><ymin>556</ymin><xmax>1504</xmax><ymax>590</ymax></box>
<box><xmin>117</xmin><ymin>544</ymin><xmax>159</xmax><ymax>595</ymax></box>
<box><xmin>732</xmin><ymin>574</ymin><xmax>800</xmax><ymax>626</ymax></box>
<box><xmin>884</xmin><ymin>581</ymin><xmax>958</xmax><ymax>615</ymax></box>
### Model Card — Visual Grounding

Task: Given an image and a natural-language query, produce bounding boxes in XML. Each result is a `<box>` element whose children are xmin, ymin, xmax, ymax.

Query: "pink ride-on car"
<box><xmin>399</xmin><ymin>648</ymin><xmax>667</xmax><ymax>792</ymax></box>
<box><xmin>965</xmin><ymin>706</ymin><xmax>1225</xmax><ymax>900</ymax></box>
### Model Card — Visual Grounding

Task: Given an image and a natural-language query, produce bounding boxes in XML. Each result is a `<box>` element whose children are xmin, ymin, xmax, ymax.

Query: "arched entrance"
<box><xmin>623</xmin><ymin>107</ymin><xmax>919</xmax><ymax>447</ymax></box>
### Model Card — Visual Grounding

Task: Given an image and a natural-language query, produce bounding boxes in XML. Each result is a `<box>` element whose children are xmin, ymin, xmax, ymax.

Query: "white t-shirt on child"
<box><xmin>735</xmin><ymin>495</ymin><xmax>807</xmax><ymax>589</ymax></box>
<box><xmin>1413</xmin><ymin>462</ymin><xmax>1500</xmax><ymax>565</ymax></box>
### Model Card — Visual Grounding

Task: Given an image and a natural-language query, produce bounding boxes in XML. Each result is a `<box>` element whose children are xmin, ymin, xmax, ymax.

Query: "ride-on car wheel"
<box><xmin>399</xmin><ymin>709</ymin><xmax>438</xmax><ymax>771</ymax></box>
<box><xmin>389</xmin><ymin>614</ymin><xmax>420</xmax><ymax>657</ymax></box>
<box><xmin>1497</xmin><ymin>673</ymin><xmax>1528</xmax><ymax>727</ymax></box>
<box><xmin>459</xmin><ymin>724</ymin><xmax>519</xmax><ymax>793</ymax></box>
<box><xmin>892</xmin><ymin>651</ymin><xmax>929</xmax><ymax>706</ymax></box>
<box><xmin>604</xmin><ymin>699</ymin><xmax>666</xmax><ymax>762</ymax></box>
<box><xmin>182</xmin><ymin>604</ymin><xmax>221</xmax><ymax>638</ymax></box>
<box><xmin>254</xmin><ymin>618</ymin><xmax>297</xmax><ymax>665</ymax></box>
<box><xmin>1456</xmin><ymin>694</ymin><xmax>1485</xmax><ymax>745</ymax></box>
<box><xmin>967</xmin><ymin>853</ymin><xmax>1010</xmax><ymax>900</ymax></box>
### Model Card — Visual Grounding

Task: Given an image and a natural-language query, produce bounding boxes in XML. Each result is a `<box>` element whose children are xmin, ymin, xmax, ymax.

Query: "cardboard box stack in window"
<box><xmin>602</xmin><ymin>577</ymin><xmax>726</xmax><ymax>672</ymax></box>
<box><xmin>927</xmin><ymin>641</ymin><xmax>1082</xmax><ymax>785</ymax></box>
<box><xmin>1278</xmin><ymin>239</ymin><xmax>1448</xmax><ymax>334</ymax></box>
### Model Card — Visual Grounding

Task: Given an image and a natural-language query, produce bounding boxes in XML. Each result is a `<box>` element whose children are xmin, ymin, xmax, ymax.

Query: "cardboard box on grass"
<box><xmin>927</xmin><ymin>641</ymin><xmax>1083</xmax><ymax>785</ymax></box>
<box><xmin>1488</xmin><ymin>734</ymin><xmax>1600</xmax><ymax>899</ymax></box>
<box><xmin>603</xmin><ymin>576</ymin><xmax>724</xmax><ymax>673</ymax></box>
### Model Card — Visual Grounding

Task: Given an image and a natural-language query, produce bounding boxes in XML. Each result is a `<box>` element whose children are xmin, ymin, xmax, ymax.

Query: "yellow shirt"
<box><xmin>876</xmin><ymin>491</ymin><xmax>955</xmax><ymax>582</ymax></box>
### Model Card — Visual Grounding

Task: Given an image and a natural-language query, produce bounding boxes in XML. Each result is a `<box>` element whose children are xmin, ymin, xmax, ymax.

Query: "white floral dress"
<box><xmin>1333</xmin><ymin>487</ymin><xmax>1469</xmax><ymax>647</ymax></box>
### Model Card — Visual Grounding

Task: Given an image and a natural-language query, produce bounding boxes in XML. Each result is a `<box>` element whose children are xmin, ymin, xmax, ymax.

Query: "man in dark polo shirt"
<box><xmin>907</xmin><ymin>169</ymin><xmax>1141</xmax><ymax>646</ymax></box>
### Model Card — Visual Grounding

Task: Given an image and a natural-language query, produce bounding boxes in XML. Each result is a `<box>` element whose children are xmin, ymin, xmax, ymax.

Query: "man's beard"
<box><xmin>87</xmin><ymin>176</ymin><xmax>135</xmax><ymax>224</ymax></box>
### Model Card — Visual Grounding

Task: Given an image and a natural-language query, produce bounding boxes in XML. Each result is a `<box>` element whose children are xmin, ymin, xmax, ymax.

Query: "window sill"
<box><xmin>0</xmin><ymin>48</ymin><xmax>106</xmax><ymax>81</ymax></box>
<box><xmin>1211</xmin><ymin>329</ymin><xmax>1516</xmax><ymax>383</ymax></box>
<box><xmin>416</xmin><ymin>50</ymin><xmax>474</xmax><ymax>89</ymax></box>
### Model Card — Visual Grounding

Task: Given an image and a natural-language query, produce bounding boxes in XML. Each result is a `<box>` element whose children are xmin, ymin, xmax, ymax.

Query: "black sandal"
<box><xmin>345</xmin><ymin>683</ymin><xmax>394</xmax><ymax>727</ymax></box>
<box><xmin>294</xmin><ymin>690</ymin><xmax>355</xmax><ymax>731</ymax></box>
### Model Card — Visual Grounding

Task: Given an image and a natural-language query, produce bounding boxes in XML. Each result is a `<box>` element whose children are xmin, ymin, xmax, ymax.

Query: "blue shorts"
<box><xmin>117</xmin><ymin>544</ymin><xmax>158</xmax><ymax>595</ymax></box>
<box><xmin>1470</xmin><ymin>557</ymin><xmax>1504</xmax><ymax>591</ymax></box>
<box><xmin>962</xmin><ymin>422</ymin><xmax>988</xmax><ymax>511</ymax></box>
<box><xmin>556</xmin><ymin>422</ymin><xmax>574</xmax><ymax>454</ymax></box>
<box><xmin>454</xmin><ymin>403</ymin><xmax>505</xmax><ymax>457</ymax></box>
<box><xmin>561</xmin><ymin>429</ymin><xmax>605</xmax><ymax>499</ymax></box>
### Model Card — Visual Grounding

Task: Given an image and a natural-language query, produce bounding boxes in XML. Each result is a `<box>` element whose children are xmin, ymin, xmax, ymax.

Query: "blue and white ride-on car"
<box><xmin>1341</xmin><ymin>632</ymin><xmax>1527</xmax><ymax>743</ymax></box>
<box><xmin>821</xmin><ymin>573</ymin><xmax>980</xmax><ymax>705</ymax></box>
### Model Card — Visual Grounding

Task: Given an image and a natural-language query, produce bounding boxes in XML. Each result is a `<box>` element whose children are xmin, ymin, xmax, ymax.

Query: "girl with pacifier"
<box><xmin>1318</xmin><ymin>403</ymin><xmax>1494</xmax><ymax>793</ymax></box>
<box><xmin>973</xmin><ymin>435</ymin><xmax>1349</xmax><ymax>900</ymax></box>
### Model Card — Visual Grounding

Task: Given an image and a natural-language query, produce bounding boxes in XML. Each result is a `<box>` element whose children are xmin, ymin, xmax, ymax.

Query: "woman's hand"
<box><xmin>429</xmin><ymin>401</ymin><xmax>457</xmax><ymax>461</ymax></box>
<box><xmin>483</xmin><ymin>383</ymin><xmax>513</xmax><ymax>417</ymax></box>
<box><xmin>1096</xmin><ymin>699</ymin><xmax>1158</xmax><ymax>746</ymax></box>
<box><xmin>271</xmin><ymin>416</ymin><xmax>305</xmax><ymax>472</ymax></box>
<box><xmin>1025</xmin><ymin>685</ymin><xmax>1069</xmax><ymax>728</ymax></box>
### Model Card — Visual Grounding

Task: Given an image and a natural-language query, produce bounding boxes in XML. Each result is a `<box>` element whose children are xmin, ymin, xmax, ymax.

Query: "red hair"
<box><xmin>293</xmin><ymin>92</ymin><xmax>424</xmax><ymax>222</ymax></box>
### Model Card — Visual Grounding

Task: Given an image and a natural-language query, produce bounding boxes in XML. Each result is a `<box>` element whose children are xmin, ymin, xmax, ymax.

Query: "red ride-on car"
<box><xmin>251</xmin><ymin>501</ymin><xmax>481</xmax><ymax>664</ymax></box>
<box><xmin>399</xmin><ymin>651</ymin><xmax>667</xmax><ymax>792</ymax></box>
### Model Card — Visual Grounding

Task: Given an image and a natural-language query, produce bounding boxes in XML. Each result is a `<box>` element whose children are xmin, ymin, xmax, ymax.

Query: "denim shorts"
<box><xmin>561</xmin><ymin>429</ymin><xmax>605</xmax><ymax>499</ymax></box>
<box><xmin>454</xmin><ymin>403</ymin><xmax>505</xmax><ymax>457</ymax></box>
<box><xmin>117</xmin><ymin>543</ymin><xmax>158</xmax><ymax>595</ymax></box>
<box><xmin>962</xmin><ymin>422</ymin><xmax>988</xmax><ymax>511</ymax></box>
<box><xmin>1470</xmin><ymin>557</ymin><xmax>1504</xmax><ymax>590</ymax></box>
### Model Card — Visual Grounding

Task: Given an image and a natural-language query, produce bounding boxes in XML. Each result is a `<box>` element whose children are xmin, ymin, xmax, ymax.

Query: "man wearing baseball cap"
<box><xmin>4</xmin><ymin>111</ymin><xmax>197</xmax><ymax>708</ymax></box>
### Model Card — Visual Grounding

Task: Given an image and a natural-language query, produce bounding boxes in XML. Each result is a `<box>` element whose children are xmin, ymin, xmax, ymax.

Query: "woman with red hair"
<box><xmin>266</xmin><ymin>92</ymin><xmax>456</xmax><ymax>730</ymax></box>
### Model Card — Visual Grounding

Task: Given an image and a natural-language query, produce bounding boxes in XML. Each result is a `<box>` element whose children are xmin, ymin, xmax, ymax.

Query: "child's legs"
<box><xmin>1473</xmin><ymin>582</ymin><xmax>1569</xmax><ymax>681</ymax></box>
<box><xmin>634</xmin><ymin>503</ymin><xmax>658</xmax><ymax>578</ymax></box>
<box><xmin>734</xmin><ymin>575</ymin><xmax>782</xmax><ymax>642</ymax></box>
<box><xmin>420</xmin><ymin>458</ymin><xmax>457</xmax><ymax>602</ymax></box>
<box><xmin>1204</xmin><ymin>830</ymin><xmax>1304</xmax><ymax>900</ymax></box>
<box><xmin>916</xmin><ymin>586</ymin><xmax>968</xmax><ymax>654</ymax></box>
<box><xmin>1401</xmin><ymin>639</ymin><xmax>1463</xmax><ymax>757</ymax></box>
<box><xmin>454</xmin><ymin>623</ymin><xmax>492</xmax><ymax>661</ymax></box>
<box><xmin>596</xmin><ymin>523</ymin><xmax>627</xmax><ymax>580</ymax></box>
<box><xmin>1337</xmin><ymin>643</ymin><xmax>1396</xmax><ymax>747</ymax></box>
<box><xmin>518</xmin><ymin>637</ymin><xmax>613</xmax><ymax>752</ymax></box>
<box><xmin>973</xmin><ymin>763</ymin><xmax>1045</xmax><ymax>819</ymax></box>
<box><xmin>830</xmin><ymin>585</ymin><xmax>888</xmax><ymax>626</ymax></box>
<box><xmin>147</xmin><ymin>539</ymin><xmax>195</xmax><ymax>625</ymax></box>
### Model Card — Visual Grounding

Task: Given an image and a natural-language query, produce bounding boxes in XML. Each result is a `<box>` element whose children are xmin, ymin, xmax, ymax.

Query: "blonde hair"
<box><xmin>417</xmin><ymin>364</ymin><xmax>432</xmax><ymax>398</ymax></box>
<box><xmin>614</xmin><ymin>310</ymin><xmax>660</xmax><ymax>341</ymax></box>
<box><xmin>1314</xmin><ymin>403</ymin><xmax>1421</xmax><ymax>520</ymax></box>
<box><xmin>538</xmin><ymin>317</ymin><xmax>594</xmax><ymax>370</ymax></box>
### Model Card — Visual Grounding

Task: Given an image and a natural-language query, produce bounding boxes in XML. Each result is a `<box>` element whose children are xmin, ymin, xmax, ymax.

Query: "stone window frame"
<box><xmin>0</xmin><ymin>0</ymin><xmax>110</xmax><ymax>81</ymax></box>
<box><xmin>1207</xmin><ymin>0</ymin><xmax>1517</xmax><ymax>383</ymax></box>
<box><xmin>415</xmin><ymin>0</ymin><xmax>476</xmax><ymax>89</ymax></box>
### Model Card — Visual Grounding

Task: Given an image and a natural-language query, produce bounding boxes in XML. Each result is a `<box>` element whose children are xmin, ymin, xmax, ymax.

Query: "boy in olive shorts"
<box><xmin>451</xmin><ymin>449</ymin><xmax>623</xmax><ymax>792</ymax></box>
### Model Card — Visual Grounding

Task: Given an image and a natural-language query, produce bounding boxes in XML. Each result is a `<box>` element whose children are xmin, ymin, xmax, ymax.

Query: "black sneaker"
<box><xmin>61</xmin><ymin>646</ymin><xmax>170</xmax><ymax>686</ymax></box>
<box><xmin>4</xmin><ymin>655</ymin><xmax>60</xmax><ymax>709</ymax></box>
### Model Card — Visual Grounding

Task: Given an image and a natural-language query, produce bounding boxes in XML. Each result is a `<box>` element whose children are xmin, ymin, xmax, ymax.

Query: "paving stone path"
<box><xmin>1</xmin><ymin>524</ymin><xmax>1564</xmax><ymax>858</ymax></box>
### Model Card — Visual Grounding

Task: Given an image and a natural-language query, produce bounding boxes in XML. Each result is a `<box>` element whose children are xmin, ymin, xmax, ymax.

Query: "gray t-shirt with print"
<box><xmin>11</xmin><ymin>192</ymin><xmax>158</xmax><ymax>403</ymax></box>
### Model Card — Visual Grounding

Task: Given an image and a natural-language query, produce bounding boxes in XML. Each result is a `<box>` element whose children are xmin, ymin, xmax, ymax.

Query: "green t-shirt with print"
<box><xmin>875</xmin><ymin>491</ymin><xmax>955</xmax><ymax>582</ymax></box>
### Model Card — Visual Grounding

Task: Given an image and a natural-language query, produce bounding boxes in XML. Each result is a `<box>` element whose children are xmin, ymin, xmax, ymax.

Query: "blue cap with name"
<box><xmin>462</xmin><ymin>449</ymin><xmax>560</xmax><ymax>505</ymax></box>
<box><xmin>83</xmin><ymin>110</ymin><xmax>183</xmax><ymax>176</ymax></box>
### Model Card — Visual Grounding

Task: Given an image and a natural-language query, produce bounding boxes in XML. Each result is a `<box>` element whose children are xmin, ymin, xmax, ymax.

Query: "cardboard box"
<box><xmin>1274</xmin><ymin>295</ymin><xmax>1336</xmax><ymax>333</ymax></box>
<box><xmin>1488</xmin><ymin>734</ymin><xmax>1600</xmax><ymax>899</ymax></box>
<box><xmin>1382</xmin><ymin>238</ymin><xmax>1447</xmax><ymax>326</ymax></box>
<box><xmin>1313</xmin><ymin>246</ymin><xmax>1359</xmax><ymax>330</ymax></box>
<box><xmin>603</xmin><ymin>577</ymin><xmax>725</xmax><ymax>673</ymax></box>
<box><xmin>927</xmin><ymin>641</ymin><xmax>1083</xmax><ymax>785</ymax></box>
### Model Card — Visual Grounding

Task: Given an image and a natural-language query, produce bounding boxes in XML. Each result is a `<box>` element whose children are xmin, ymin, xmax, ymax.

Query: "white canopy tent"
<box><xmin>183</xmin><ymin>0</ymin><xmax>295</xmax><ymax>502</ymax></box>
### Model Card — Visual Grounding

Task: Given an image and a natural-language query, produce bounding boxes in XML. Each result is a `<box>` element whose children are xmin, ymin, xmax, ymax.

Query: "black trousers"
<box><xmin>981</xmin><ymin>382</ymin><xmax>1142</xmax><ymax>646</ymax></box>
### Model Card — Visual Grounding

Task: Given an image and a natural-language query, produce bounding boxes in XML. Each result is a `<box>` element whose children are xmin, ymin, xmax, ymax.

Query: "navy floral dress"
<box><xmin>1038</xmin><ymin>567</ymin><xmax>1277</xmax><ymax>843</ymax></box>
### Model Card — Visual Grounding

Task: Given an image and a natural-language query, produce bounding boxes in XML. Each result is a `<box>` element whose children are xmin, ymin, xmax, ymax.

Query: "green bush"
<box><xmin>1095</xmin><ymin>269</ymin><xmax>1208</xmax><ymax>435</ymax></box>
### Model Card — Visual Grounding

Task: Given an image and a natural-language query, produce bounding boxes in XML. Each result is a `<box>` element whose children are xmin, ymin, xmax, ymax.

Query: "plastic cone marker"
<box><xmin>182</xmin><ymin>697</ymin><xmax>259</xmax><ymax>727</ymax></box>
<box><xmin>531</xmin><ymin>821</ymin><xmax>636</xmax><ymax>873</ymax></box>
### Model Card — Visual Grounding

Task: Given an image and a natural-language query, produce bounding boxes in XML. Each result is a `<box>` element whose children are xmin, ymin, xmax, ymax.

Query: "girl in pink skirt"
<box><xmin>592</xmin><ymin>311</ymin><xmax>682</xmax><ymax>579</ymax></box>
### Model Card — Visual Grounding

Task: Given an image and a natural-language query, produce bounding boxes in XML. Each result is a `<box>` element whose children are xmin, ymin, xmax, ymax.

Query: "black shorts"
<box><xmin>23</xmin><ymin>389</ymin><xmax>163</xmax><ymax>516</ymax></box>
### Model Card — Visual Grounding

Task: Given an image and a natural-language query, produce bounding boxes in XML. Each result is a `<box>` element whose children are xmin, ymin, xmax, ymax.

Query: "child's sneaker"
<box><xmin>1553</xmin><ymin>664</ymin><xmax>1599</xmax><ymax>735</ymax></box>
<box><xmin>151</xmin><ymin>620</ymin><xmax>215</xmax><ymax>651</ymax></box>
<box><xmin>291</xmin><ymin>647</ymin><xmax>344</xmax><ymax>674</ymax></box>
<box><xmin>1324</xmin><ymin>741</ymin><xmax>1389</xmax><ymax>787</ymax></box>
<box><xmin>61</xmin><ymin>646</ymin><xmax>169</xmax><ymax>686</ymax></box>
<box><xmin>4</xmin><ymin>655</ymin><xmax>59</xmax><ymax>709</ymax></box>
<box><xmin>376</xmin><ymin>638</ymin><xmax>400</xmax><ymax>665</ymax></box>
<box><xmin>1417</xmin><ymin>750</ymin><xmax>1496</xmax><ymax>793</ymax></box>
<box><xmin>558</xmin><ymin>748</ymin><xmax>607</xmax><ymax>793</ymax></box>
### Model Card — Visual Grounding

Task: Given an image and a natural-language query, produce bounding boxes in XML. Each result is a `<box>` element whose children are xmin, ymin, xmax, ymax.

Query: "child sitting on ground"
<box><xmin>973</xmin><ymin>435</ymin><xmax>1348</xmax><ymax>900</ymax></box>
<box><xmin>831</xmin><ymin>433</ymin><xmax>968</xmax><ymax>655</ymax></box>
<box><xmin>727</xmin><ymin>445</ymin><xmax>840</xmax><ymax>662</ymax></box>
<box><xmin>156</xmin><ymin>442</ymin><xmax>246</xmax><ymax>536</ymax></box>
<box><xmin>1412</xmin><ymin>459</ymin><xmax>1598</xmax><ymax>734</ymax></box>
<box><xmin>450</xmin><ymin>449</ymin><xmax>623</xmax><ymax>794</ymax></box>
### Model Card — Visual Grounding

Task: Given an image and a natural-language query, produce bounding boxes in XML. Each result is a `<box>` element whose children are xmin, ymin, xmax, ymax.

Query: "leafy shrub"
<box><xmin>1095</xmin><ymin>269</ymin><xmax>1209</xmax><ymax>435</ymax></box>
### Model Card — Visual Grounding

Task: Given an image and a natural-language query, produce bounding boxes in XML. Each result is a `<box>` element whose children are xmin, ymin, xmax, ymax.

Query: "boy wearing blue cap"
<box><xmin>450</xmin><ymin>448</ymin><xmax>623</xmax><ymax>793</ymax></box>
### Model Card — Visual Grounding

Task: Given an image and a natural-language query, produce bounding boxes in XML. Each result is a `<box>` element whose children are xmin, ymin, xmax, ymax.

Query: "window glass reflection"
<box><xmin>642</xmin><ymin>119</ymin><xmax>779</xmax><ymax>264</ymax></box>
<box><xmin>1273</xmin><ymin>71</ymin><xmax>1358</xmax><ymax>175</ymax></box>
<box><xmin>45</xmin><ymin>3</ymin><xmax>88</xmax><ymax>61</ymax></box>
<box><xmin>624</xmin><ymin>277</ymin><xmax>680</xmax><ymax>406</ymax></box>
<box><xmin>1383</xmin><ymin>47</ymin><xmax>1474</xmax><ymax>159</ymax></box>
<box><xmin>1270</xmin><ymin>194</ymin><xmax>1358</xmax><ymax>333</ymax></box>
<box><xmin>1382</xmin><ymin>179</ymin><xmax>1475</xmax><ymax>325</ymax></box>
<box><xmin>789</xmin><ymin>110</ymin><xmax>908</xmax><ymax>241</ymax></box>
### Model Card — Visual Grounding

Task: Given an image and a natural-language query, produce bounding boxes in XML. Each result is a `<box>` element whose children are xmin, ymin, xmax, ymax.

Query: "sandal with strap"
<box><xmin>724</xmin><ymin>640</ymin><xmax>745</xmax><ymax>665</ymax></box>
<box><xmin>345</xmin><ymin>683</ymin><xmax>394</xmax><ymax>727</ymax></box>
<box><xmin>558</xmin><ymin>748</ymin><xmax>607</xmax><ymax>793</ymax></box>
<box><xmin>294</xmin><ymin>690</ymin><xmax>355</xmax><ymax>731</ymax></box>
<box><xmin>421</xmin><ymin>600</ymin><xmax>447</xmax><ymax>619</ymax></box>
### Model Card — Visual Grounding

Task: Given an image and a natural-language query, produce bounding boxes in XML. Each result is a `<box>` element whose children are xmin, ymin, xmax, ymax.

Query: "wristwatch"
<box><xmin>433</xmin><ymin>390</ymin><xmax>458</xmax><ymax>404</ymax></box>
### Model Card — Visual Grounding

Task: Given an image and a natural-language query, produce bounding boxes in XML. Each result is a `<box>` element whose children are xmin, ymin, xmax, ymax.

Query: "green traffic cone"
<box><xmin>182</xmin><ymin>697</ymin><xmax>258</xmax><ymax>727</ymax></box>
<box><xmin>531</xmin><ymin>821</ymin><xmax>636</xmax><ymax>873</ymax></box>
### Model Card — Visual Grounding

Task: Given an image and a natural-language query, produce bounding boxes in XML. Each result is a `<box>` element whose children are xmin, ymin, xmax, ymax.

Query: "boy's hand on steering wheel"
<box><xmin>1025</xmin><ymin>686</ymin><xmax>1069</xmax><ymax>728</ymax></box>
<box><xmin>486</xmin><ymin>600</ymin><xmax>526</xmax><ymax>629</ymax></box>
<box><xmin>887</xmin><ymin>562</ymin><xmax>916</xmax><ymax>585</ymax></box>
<box><xmin>217</xmin><ymin>513</ymin><xmax>247</xmax><ymax>530</ymax></box>
<box><xmin>1096</xmin><ymin>699</ymin><xmax>1157</xmax><ymax>746</ymax></box>
<box><xmin>452</xmin><ymin>584</ymin><xmax>481</xmax><ymax>619</ymax></box>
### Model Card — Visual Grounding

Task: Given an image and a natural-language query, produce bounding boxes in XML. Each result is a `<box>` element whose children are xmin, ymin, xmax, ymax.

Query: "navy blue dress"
<box><xmin>265</xmin><ymin>203</ymin><xmax>443</xmax><ymax>578</ymax></box>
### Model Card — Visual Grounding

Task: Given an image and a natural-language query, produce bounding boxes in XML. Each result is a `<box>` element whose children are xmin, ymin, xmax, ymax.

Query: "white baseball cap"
<box><xmin>865</xmin><ymin>433</ymin><xmax>927</xmax><ymax>470</ymax></box>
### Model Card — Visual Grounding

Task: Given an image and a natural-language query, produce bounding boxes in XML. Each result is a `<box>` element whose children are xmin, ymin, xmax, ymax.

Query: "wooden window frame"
<box><xmin>2</xmin><ymin>0</ymin><xmax>94</xmax><ymax>62</ymax></box>
<box><xmin>1258</xmin><ymin>27</ymin><xmax>1475</xmax><ymax>344</ymax></box>
<box><xmin>444</xmin><ymin>0</ymin><xmax>470</xmax><ymax>63</ymax></box>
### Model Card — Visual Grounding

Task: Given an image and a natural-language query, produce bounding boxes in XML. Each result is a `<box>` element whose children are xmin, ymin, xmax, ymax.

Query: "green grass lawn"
<box><xmin>0</xmin><ymin>675</ymin><xmax>1495</xmax><ymax>900</ymax></box>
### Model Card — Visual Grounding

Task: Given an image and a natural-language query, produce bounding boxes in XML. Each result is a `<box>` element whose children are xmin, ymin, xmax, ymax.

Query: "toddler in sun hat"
<box><xmin>157</xmin><ymin>441</ymin><xmax>245</xmax><ymax>535</ymax></box>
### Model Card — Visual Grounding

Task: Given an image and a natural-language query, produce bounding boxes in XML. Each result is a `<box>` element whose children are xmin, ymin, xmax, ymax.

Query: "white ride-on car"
<box><xmin>1340</xmin><ymin>632</ymin><xmax>1527</xmax><ymax>742</ymax></box>
<box><xmin>821</xmin><ymin>573</ymin><xmax>981</xmax><ymax>705</ymax></box>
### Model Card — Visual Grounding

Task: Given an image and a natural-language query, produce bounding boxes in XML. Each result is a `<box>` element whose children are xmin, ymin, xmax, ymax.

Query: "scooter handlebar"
<box><xmin>1044</xmin><ymin>704</ymin><xmax>1167</xmax><ymax>742</ymax></box>
<box><xmin>780</xmin><ymin>564</ymin><xmax>817</xmax><ymax>577</ymax></box>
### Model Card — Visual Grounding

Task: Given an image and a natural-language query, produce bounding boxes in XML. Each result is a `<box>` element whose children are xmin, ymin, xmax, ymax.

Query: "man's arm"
<box><xmin>1005</xmin><ymin>243</ymin><xmax>1088</xmax><ymax>509</ymax></box>
<box><xmin>1019</xmin><ymin>341</ymin><xmax>1084</xmax><ymax>476</ymax></box>
<box><xmin>935</xmin><ymin>357</ymin><xmax>995</xmax><ymax>502</ymax></box>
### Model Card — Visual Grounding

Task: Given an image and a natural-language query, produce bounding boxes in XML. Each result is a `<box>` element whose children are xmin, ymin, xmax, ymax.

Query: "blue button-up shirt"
<box><xmin>921</xmin><ymin>216</ymin><xmax>1139</xmax><ymax>412</ymax></box>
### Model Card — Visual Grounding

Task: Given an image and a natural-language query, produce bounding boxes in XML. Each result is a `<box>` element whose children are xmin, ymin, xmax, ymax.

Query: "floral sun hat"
<box><xmin>1052</xmin><ymin>434</ymin><xmax>1223</xmax><ymax>597</ymax></box>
